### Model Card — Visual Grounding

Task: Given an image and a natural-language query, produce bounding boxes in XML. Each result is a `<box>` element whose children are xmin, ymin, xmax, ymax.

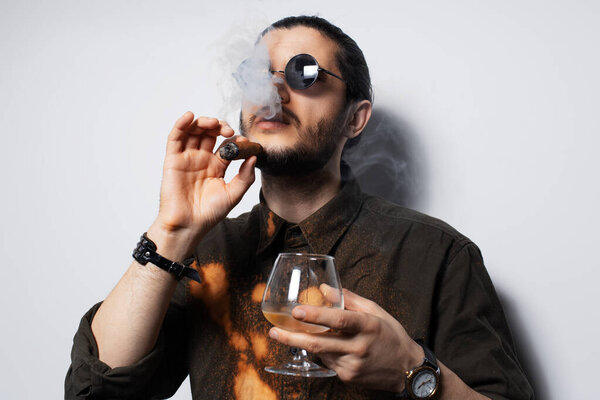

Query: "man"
<box><xmin>66</xmin><ymin>16</ymin><xmax>533</xmax><ymax>400</ymax></box>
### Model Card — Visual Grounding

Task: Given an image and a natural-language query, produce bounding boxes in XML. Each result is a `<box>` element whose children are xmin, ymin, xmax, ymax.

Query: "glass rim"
<box><xmin>277</xmin><ymin>252</ymin><xmax>334</xmax><ymax>261</ymax></box>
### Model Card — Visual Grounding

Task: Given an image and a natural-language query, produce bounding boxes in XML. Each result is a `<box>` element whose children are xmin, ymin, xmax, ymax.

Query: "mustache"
<box><xmin>249</xmin><ymin>106</ymin><xmax>300</xmax><ymax>128</ymax></box>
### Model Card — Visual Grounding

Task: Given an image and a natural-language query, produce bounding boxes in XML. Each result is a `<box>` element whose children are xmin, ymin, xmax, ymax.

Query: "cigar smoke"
<box><xmin>232</xmin><ymin>42</ymin><xmax>283</xmax><ymax>120</ymax></box>
<box><xmin>212</xmin><ymin>19</ymin><xmax>281</xmax><ymax>128</ymax></box>
<box><xmin>342</xmin><ymin>108</ymin><xmax>424</xmax><ymax>208</ymax></box>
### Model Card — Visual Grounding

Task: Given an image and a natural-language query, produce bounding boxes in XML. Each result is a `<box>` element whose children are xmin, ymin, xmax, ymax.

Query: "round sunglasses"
<box><xmin>236</xmin><ymin>53</ymin><xmax>344</xmax><ymax>90</ymax></box>
<box><xmin>271</xmin><ymin>53</ymin><xmax>344</xmax><ymax>90</ymax></box>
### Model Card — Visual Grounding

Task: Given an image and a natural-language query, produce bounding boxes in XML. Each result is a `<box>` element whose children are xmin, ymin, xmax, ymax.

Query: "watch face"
<box><xmin>411</xmin><ymin>369</ymin><xmax>437</xmax><ymax>398</ymax></box>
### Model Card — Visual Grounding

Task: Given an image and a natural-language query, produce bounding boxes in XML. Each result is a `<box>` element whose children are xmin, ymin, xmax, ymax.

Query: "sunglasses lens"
<box><xmin>285</xmin><ymin>54</ymin><xmax>319</xmax><ymax>89</ymax></box>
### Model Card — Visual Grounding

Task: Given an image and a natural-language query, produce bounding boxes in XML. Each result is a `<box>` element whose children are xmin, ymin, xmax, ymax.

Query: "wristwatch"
<box><xmin>398</xmin><ymin>340</ymin><xmax>441</xmax><ymax>399</ymax></box>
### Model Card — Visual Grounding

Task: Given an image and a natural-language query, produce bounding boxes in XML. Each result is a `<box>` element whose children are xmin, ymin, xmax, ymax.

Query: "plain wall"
<box><xmin>1</xmin><ymin>1</ymin><xmax>598</xmax><ymax>398</ymax></box>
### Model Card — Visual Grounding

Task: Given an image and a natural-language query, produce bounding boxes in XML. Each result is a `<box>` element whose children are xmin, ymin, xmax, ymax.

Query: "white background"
<box><xmin>1</xmin><ymin>1</ymin><xmax>598</xmax><ymax>399</ymax></box>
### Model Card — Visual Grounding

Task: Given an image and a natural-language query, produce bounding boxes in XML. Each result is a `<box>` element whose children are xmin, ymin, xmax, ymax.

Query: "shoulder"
<box><xmin>361</xmin><ymin>194</ymin><xmax>470</xmax><ymax>243</ymax></box>
<box><xmin>350</xmin><ymin>194</ymin><xmax>475</xmax><ymax>265</ymax></box>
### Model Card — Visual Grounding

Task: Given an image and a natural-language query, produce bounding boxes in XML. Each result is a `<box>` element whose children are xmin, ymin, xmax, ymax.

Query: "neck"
<box><xmin>260</xmin><ymin>161</ymin><xmax>342</xmax><ymax>224</ymax></box>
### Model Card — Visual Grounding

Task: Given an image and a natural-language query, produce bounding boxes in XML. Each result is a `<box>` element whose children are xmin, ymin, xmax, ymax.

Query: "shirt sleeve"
<box><xmin>65</xmin><ymin>282</ymin><xmax>189</xmax><ymax>400</ymax></box>
<box><xmin>432</xmin><ymin>243</ymin><xmax>534</xmax><ymax>400</ymax></box>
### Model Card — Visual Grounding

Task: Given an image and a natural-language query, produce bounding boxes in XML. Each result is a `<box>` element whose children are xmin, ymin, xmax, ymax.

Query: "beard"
<box><xmin>239</xmin><ymin>107</ymin><xmax>348</xmax><ymax>177</ymax></box>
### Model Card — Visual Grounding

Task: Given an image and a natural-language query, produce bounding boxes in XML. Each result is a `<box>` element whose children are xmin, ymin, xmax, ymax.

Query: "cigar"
<box><xmin>219</xmin><ymin>141</ymin><xmax>264</xmax><ymax>160</ymax></box>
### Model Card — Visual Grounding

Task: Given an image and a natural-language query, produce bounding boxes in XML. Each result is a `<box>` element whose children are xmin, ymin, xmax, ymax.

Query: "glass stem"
<box><xmin>293</xmin><ymin>348</ymin><xmax>309</xmax><ymax>362</ymax></box>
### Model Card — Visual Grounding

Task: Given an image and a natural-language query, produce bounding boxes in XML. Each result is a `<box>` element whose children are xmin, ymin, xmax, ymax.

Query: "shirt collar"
<box><xmin>256</xmin><ymin>178</ymin><xmax>365</xmax><ymax>255</ymax></box>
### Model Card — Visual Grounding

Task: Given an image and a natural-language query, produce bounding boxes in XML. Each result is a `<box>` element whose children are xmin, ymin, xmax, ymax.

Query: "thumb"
<box><xmin>226</xmin><ymin>156</ymin><xmax>257</xmax><ymax>205</ymax></box>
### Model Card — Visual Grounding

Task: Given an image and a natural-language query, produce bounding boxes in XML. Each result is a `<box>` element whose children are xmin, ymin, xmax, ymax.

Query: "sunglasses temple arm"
<box><xmin>320</xmin><ymin>68</ymin><xmax>344</xmax><ymax>82</ymax></box>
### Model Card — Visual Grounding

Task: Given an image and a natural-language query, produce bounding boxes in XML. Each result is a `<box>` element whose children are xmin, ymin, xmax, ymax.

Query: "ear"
<box><xmin>344</xmin><ymin>100</ymin><xmax>372</xmax><ymax>139</ymax></box>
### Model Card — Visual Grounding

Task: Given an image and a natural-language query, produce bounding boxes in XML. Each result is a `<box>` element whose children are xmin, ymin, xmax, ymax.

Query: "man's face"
<box><xmin>239</xmin><ymin>26</ymin><xmax>349</xmax><ymax>176</ymax></box>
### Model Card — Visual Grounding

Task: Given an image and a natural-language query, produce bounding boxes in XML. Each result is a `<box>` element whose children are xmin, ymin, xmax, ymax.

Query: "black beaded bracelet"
<box><xmin>133</xmin><ymin>233</ymin><xmax>201</xmax><ymax>283</ymax></box>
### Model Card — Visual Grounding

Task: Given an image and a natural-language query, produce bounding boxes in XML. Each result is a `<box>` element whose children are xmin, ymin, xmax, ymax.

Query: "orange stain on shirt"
<box><xmin>266</xmin><ymin>211</ymin><xmax>276</xmax><ymax>237</ymax></box>
<box><xmin>251</xmin><ymin>283</ymin><xmax>266</xmax><ymax>303</ymax></box>
<box><xmin>189</xmin><ymin>262</ymin><xmax>233</xmax><ymax>333</ymax></box>
<box><xmin>234</xmin><ymin>361</ymin><xmax>277</xmax><ymax>400</ymax></box>
<box><xmin>189</xmin><ymin>261</ymin><xmax>277</xmax><ymax>399</ymax></box>
<box><xmin>230</xmin><ymin>332</ymin><xmax>249</xmax><ymax>351</ymax></box>
<box><xmin>250</xmin><ymin>334</ymin><xmax>268</xmax><ymax>361</ymax></box>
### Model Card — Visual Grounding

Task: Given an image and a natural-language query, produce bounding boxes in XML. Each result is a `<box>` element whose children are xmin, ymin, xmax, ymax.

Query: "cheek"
<box><xmin>296</xmin><ymin>103</ymin><xmax>327</xmax><ymax>126</ymax></box>
<box><xmin>300</xmin><ymin>93</ymin><xmax>344</xmax><ymax>121</ymax></box>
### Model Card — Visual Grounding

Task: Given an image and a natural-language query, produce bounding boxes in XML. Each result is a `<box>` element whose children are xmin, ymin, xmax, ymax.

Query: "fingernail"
<box><xmin>269</xmin><ymin>328</ymin><xmax>278</xmax><ymax>340</ymax></box>
<box><xmin>292</xmin><ymin>308</ymin><xmax>306</xmax><ymax>320</ymax></box>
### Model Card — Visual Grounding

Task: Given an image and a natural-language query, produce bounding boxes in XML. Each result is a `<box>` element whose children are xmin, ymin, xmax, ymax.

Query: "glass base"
<box><xmin>265</xmin><ymin>348</ymin><xmax>336</xmax><ymax>378</ymax></box>
<box><xmin>265</xmin><ymin>359</ymin><xmax>337</xmax><ymax>377</ymax></box>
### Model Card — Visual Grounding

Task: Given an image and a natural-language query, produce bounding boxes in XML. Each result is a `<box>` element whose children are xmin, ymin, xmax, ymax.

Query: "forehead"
<box><xmin>260</xmin><ymin>26</ymin><xmax>339</xmax><ymax>71</ymax></box>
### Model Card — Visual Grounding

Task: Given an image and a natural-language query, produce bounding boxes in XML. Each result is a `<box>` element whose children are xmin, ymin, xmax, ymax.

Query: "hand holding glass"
<box><xmin>261</xmin><ymin>252</ymin><xmax>344</xmax><ymax>377</ymax></box>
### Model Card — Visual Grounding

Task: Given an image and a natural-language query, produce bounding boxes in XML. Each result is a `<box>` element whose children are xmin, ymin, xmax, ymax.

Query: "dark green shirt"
<box><xmin>66</xmin><ymin>179</ymin><xmax>533</xmax><ymax>399</ymax></box>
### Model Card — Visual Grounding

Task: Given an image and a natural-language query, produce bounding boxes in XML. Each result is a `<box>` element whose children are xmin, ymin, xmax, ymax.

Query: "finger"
<box><xmin>214</xmin><ymin>135</ymin><xmax>250</xmax><ymax>160</ymax></box>
<box><xmin>225</xmin><ymin>156</ymin><xmax>257</xmax><ymax>203</ymax></box>
<box><xmin>320</xmin><ymin>283</ymin><xmax>343</xmax><ymax>305</ymax></box>
<box><xmin>188</xmin><ymin>118</ymin><xmax>234</xmax><ymax>138</ymax></box>
<box><xmin>185</xmin><ymin>120</ymin><xmax>204</xmax><ymax>150</ymax></box>
<box><xmin>291</xmin><ymin>305</ymin><xmax>368</xmax><ymax>333</ymax></box>
<box><xmin>319</xmin><ymin>352</ymin><xmax>345</xmax><ymax>369</ymax></box>
<box><xmin>219</xmin><ymin>120</ymin><xmax>235</xmax><ymax>137</ymax></box>
<box><xmin>342</xmin><ymin>288</ymin><xmax>387</xmax><ymax>318</ymax></box>
<box><xmin>193</xmin><ymin>116</ymin><xmax>221</xmax><ymax>131</ymax></box>
<box><xmin>204</xmin><ymin>136</ymin><xmax>250</xmax><ymax>179</ymax></box>
<box><xmin>268</xmin><ymin>327</ymin><xmax>354</xmax><ymax>355</ymax></box>
<box><xmin>166</xmin><ymin>111</ymin><xmax>195</xmax><ymax>154</ymax></box>
<box><xmin>189</xmin><ymin>121</ymin><xmax>235</xmax><ymax>151</ymax></box>
<box><xmin>196</xmin><ymin>142</ymin><xmax>254</xmax><ymax>190</ymax></box>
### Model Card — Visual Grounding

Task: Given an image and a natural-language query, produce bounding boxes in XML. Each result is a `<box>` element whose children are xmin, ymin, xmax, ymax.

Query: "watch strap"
<box><xmin>416</xmin><ymin>339</ymin><xmax>440</xmax><ymax>373</ymax></box>
<box><xmin>133</xmin><ymin>233</ymin><xmax>201</xmax><ymax>283</ymax></box>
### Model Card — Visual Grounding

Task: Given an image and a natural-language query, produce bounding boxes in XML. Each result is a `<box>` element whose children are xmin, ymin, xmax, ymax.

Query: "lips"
<box><xmin>254</xmin><ymin>113</ymin><xmax>291</xmax><ymax>130</ymax></box>
<box><xmin>256</xmin><ymin>113</ymin><xmax>289</xmax><ymax>125</ymax></box>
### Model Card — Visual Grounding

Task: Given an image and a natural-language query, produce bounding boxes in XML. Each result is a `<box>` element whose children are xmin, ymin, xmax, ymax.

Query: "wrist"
<box><xmin>395</xmin><ymin>340</ymin><xmax>425</xmax><ymax>393</ymax></box>
<box><xmin>405</xmin><ymin>339</ymin><xmax>426</xmax><ymax>372</ymax></box>
<box><xmin>146</xmin><ymin>222</ymin><xmax>201</xmax><ymax>262</ymax></box>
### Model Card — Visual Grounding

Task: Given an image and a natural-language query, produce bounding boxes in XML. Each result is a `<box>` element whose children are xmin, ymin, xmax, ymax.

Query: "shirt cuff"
<box><xmin>65</xmin><ymin>302</ymin><xmax>167</xmax><ymax>399</ymax></box>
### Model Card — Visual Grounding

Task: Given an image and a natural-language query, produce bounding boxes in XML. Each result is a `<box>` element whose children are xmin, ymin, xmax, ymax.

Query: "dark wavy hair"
<box><xmin>261</xmin><ymin>16</ymin><xmax>373</xmax><ymax>105</ymax></box>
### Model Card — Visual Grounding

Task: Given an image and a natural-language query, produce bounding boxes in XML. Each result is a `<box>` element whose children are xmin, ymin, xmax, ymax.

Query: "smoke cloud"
<box><xmin>211</xmin><ymin>19</ymin><xmax>281</xmax><ymax>128</ymax></box>
<box><xmin>342</xmin><ymin>108</ymin><xmax>425</xmax><ymax>208</ymax></box>
<box><xmin>233</xmin><ymin>42</ymin><xmax>282</xmax><ymax>120</ymax></box>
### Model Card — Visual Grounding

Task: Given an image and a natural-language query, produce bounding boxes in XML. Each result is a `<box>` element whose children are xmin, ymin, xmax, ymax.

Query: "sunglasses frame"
<box><xmin>270</xmin><ymin>53</ymin><xmax>344</xmax><ymax>90</ymax></box>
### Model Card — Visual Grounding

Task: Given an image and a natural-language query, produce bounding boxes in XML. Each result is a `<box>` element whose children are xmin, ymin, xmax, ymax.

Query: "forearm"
<box><xmin>91</xmin><ymin>224</ymin><xmax>198</xmax><ymax>368</ymax></box>
<box><xmin>88</xmin><ymin>112</ymin><xmax>254</xmax><ymax>369</ymax></box>
<box><xmin>436</xmin><ymin>361</ymin><xmax>491</xmax><ymax>400</ymax></box>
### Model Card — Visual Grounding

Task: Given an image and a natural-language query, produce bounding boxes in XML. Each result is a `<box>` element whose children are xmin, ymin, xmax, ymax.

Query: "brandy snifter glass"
<box><xmin>261</xmin><ymin>252</ymin><xmax>344</xmax><ymax>377</ymax></box>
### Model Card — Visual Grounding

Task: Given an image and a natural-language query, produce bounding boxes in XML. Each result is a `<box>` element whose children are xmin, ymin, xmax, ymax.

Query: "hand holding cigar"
<box><xmin>219</xmin><ymin>140</ymin><xmax>264</xmax><ymax>160</ymax></box>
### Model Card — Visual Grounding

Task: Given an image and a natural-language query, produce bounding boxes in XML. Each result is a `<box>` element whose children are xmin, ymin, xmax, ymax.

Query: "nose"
<box><xmin>272</xmin><ymin>73</ymin><xmax>290</xmax><ymax>104</ymax></box>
